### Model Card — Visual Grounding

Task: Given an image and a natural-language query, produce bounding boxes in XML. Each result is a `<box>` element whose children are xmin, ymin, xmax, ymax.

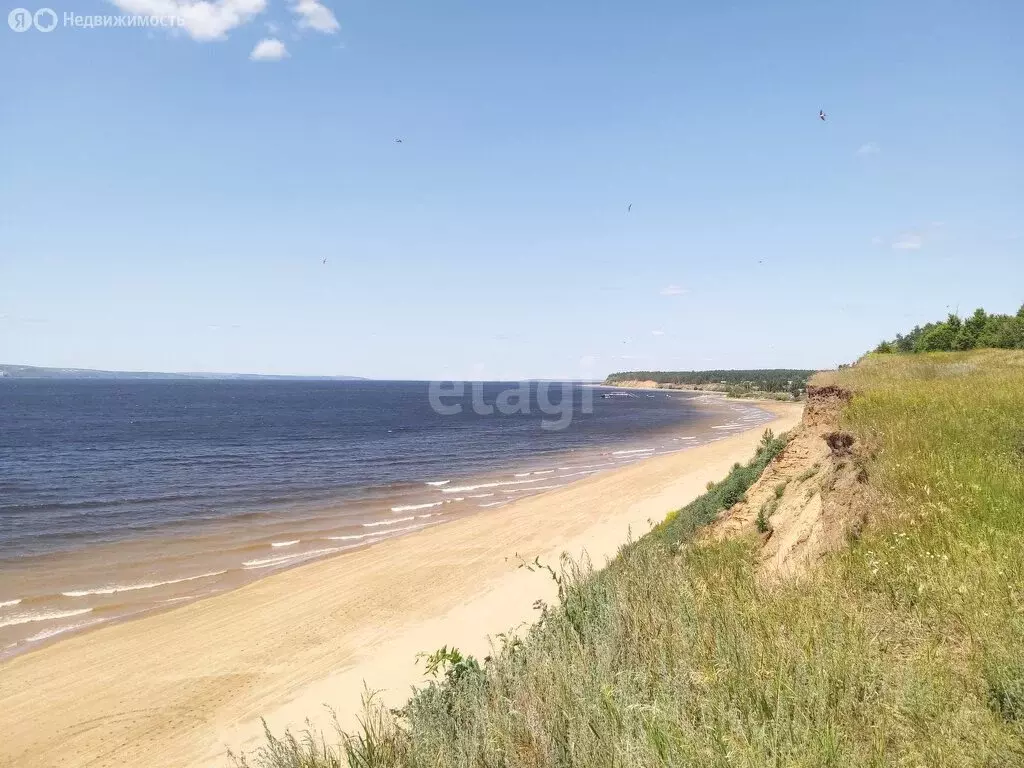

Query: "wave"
<box><xmin>329</xmin><ymin>521</ymin><xmax>436</xmax><ymax>541</ymax></box>
<box><xmin>24</xmin><ymin>618</ymin><xmax>107</xmax><ymax>644</ymax></box>
<box><xmin>271</xmin><ymin>540</ymin><xmax>300</xmax><ymax>548</ymax></box>
<box><xmin>0</xmin><ymin>599</ymin><xmax>21</xmax><ymax>609</ymax></box>
<box><xmin>0</xmin><ymin>607</ymin><xmax>93</xmax><ymax>629</ymax></box>
<box><xmin>557</xmin><ymin>461</ymin><xmax>615</xmax><ymax>471</ymax></box>
<box><xmin>611</xmin><ymin>448</ymin><xmax>656</xmax><ymax>456</ymax></box>
<box><xmin>442</xmin><ymin>477</ymin><xmax>547</xmax><ymax>494</ymax></box>
<box><xmin>479</xmin><ymin>501</ymin><xmax>505</xmax><ymax>508</ymax></box>
<box><xmin>61</xmin><ymin>570</ymin><xmax>226</xmax><ymax>598</ymax></box>
<box><xmin>468</xmin><ymin>493</ymin><xmax>494</xmax><ymax>498</ymax></box>
<box><xmin>503</xmin><ymin>483</ymin><xmax>564</xmax><ymax>494</ymax></box>
<box><xmin>327</xmin><ymin>530</ymin><xmax>384</xmax><ymax>541</ymax></box>
<box><xmin>390</xmin><ymin>501</ymin><xmax>442</xmax><ymax>513</ymax></box>
<box><xmin>243</xmin><ymin>546</ymin><xmax>355</xmax><ymax>570</ymax></box>
<box><xmin>425</xmin><ymin>480</ymin><xmax>450</xmax><ymax>487</ymax></box>
<box><xmin>363</xmin><ymin>515</ymin><xmax>415</xmax><ymax>527</ymax></box>
<box><xmin>712</xmin><ymin>423</ymin><xmax>743</xmax><ymax>430</ymax></box>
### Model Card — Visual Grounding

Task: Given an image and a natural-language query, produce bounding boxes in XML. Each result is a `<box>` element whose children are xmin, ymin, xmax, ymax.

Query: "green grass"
<box><xmin>242</xmin><ymin>351</ymin><xmax>1024</xmax><ymax>767</ymax></box>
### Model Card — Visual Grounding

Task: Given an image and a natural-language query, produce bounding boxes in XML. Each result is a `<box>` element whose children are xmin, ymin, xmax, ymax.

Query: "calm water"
<box><xmin>0</xmin><ymin>379</ymin><xmax>771</xmax><ymax>655</ymax></box>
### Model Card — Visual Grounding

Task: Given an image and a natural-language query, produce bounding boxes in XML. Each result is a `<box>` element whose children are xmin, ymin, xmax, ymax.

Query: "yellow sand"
<box><xmin>0</xmin><ymin>402</ymin><xmax>802</xmax><ymax>768</ymax></box>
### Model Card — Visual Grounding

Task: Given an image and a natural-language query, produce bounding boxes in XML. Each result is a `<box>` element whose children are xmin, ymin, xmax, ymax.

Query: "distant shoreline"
<box><xmin>0</xmin><ymin>364</ymin><xmax>365</xmax><ymax>380</ymax></box>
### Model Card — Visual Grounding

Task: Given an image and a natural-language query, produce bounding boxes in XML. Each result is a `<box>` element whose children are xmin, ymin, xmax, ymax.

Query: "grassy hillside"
<box><xmin>244</xmin><ymin>351</ymin><xmax>1024</xmax><ymax>767</ymax></box>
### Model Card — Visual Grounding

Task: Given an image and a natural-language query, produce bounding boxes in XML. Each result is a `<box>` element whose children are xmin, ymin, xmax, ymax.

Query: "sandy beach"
<box><xmin>0</xmin><ymin>401</ymin><xmax>802</xmax><ymax>768</ymax></box>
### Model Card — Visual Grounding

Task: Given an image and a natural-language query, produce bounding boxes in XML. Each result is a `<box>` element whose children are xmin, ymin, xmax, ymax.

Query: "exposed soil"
<box><xmin>707</xmin><ymin>385</ymin><xmax>879</xmax><ymax>579</ymax></box>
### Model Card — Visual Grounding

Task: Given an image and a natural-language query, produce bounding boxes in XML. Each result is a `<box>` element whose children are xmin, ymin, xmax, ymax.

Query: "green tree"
<box><xmin>919</xmin><ymin>323</ymin><xmax>956</xmax><ymax>352</ymax></box>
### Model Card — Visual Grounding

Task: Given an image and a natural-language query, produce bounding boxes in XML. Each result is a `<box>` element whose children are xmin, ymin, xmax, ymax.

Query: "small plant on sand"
<box><xmin>756</xmin><ymin>498</ymin><xmax>779</xmax><ymax>534</ymax></box>
<box><xmin>775</xmin><ymin>481</ymin><xmax>788</xmax><ymax>499</ymax></box>
<box><xmin>797</xmin><ymin>463</ymin><xmax>820</xmax><ymax>483</ymax></box>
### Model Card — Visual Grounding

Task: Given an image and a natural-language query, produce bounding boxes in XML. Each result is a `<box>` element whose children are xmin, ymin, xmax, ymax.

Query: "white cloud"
<box><xmin>856</xmin><ymin>142</ymin><xmax>880</xmax><ymax>156</ymax></box>
<box><xmin>110</xmin><ymin>0</ymin><xmax>267</xmax><ymax>41</ymax></box>
<box><xmin>651</xmin><ymin>330</ymin><xmax>665</xmax><ymax>336</ymax></box>
<box><xmin>250</xmin><ymin>37</ymin><xmax>288</xmax><ymax>60</ymax></box>
<box><xmin>291</xmin><ymin>0</ymin><xmax>339</xmax><ymax>33</ymax></box>
<box><xmin>870</xmin><ymin>236</ymin><xmax>884</xmax><ymax>246</ymax></box>
<box><xmin>892</xmin><ymin>233</ymin><xmax>924</xmax><ymax>250</ymax></box>
<box><xmin>659</xmin><ymin>285</ymin><xmax>686</xmax><ymax>296</ymax></box>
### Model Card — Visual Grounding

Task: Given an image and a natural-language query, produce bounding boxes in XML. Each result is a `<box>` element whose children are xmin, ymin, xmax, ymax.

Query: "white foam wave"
<box><xmin>502</xmin><ymin>483</ymin><xmax>564</xmax><ymax>494</ymax></box>
<box><xmin>24</xmin><ymin>618</ymin><xmax>107</xmax><ymax>644</ymax></box>
<box><xmin>0</xmin><ymin>599</ymin><xmax>21</xmax><ymax>609</ymax></box>
<box><xmin>514</xmin><ymin>472</ymin><xmax>531</xmax><ymax>477</ymax></box>
<box><xmin>557</xmin><ymin>469</ymin><xmax>601</xmax><ymax>479</ymax></box>
<box><xmin>612</xmin><ymin>448</ymin><xmax>656</xmax><ymax>456</ymax></box>
<box><xmin>0</xmin><ymin>608</ymin><xmax>93</xmax><ymax>629</ymax></box>
<box><xmin>425</xmin><ymin>480</ymin><xmax>450</xmax><ymax>486</ymax></box>
<box><xmin>479</xmin><ymin>501</ymin><xmax>505</xmax><ymax>508</ymax></box>
<box><xmin>327</xmin><ymin>531</ymin><xmax>383</xmax><ymax>541</ymax></box>
<box><xmin>61</xmin><ymin>570</ymin><xmax>226</xmax><ymax>598</ymax></box>
<box><xmin>557</xmin><ymin>461</ymin><xmax>615</xmax><ymax>471</ymax></box>
<box><xmin>442</xmin><ymin>477</ymin><xmax>547</xmax><ymax>494</ymax></box>
<box><xmin>468</xmin><ymin>493</ymin><xmax>494</xmax><ymax>498</ymax></box>
<box><xmin>363</xmin><ymin>515</ymin><xmax>415</xmax><ymax>527</ymax></box>
<box><xmin>330</xmin><ymin>521</ymin><xmax>436</xmax><ymax>542</ymax></box>
<box><xmin>391</xmin><ymin>501</ymin><xmax>442</xmax><ymax>512</ymax></box>
<box><xmin>271</xmin><ymin>540</ymin><xmax>300</xmax><ymax>548</ymax></box>
<box><xmin>712</xmin><ymin>423</ymin><xmax>743</xmax><ymax>430</ymax></box>
<box><xmin>243</xmin><ymin>544</ymin><xmax>373</xmax><ymax>570</ymax></box>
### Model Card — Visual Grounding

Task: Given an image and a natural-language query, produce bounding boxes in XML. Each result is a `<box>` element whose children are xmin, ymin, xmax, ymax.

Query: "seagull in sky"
<box><xmin>627</xmin><ymin>203</ymin><xmax>632</xmax><ymax>212</ymax></box>
<box><xmin>322</xmin><ymin>257</ymin><xmax>328</xmax><ymax>265</ymax></box>
<box><xmin>819</xmin><ymin>110</ymin><xmax>827</xmax><ymax>121</ymax></box>
<box><xmin>394</xmin><ymin>138</ymin><xmax>403</xmax><ymax>143</ymax></box>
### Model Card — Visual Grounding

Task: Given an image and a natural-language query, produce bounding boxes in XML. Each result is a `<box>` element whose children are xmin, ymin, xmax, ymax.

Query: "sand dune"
<box><xmin>0</xmin><ymin>402</ymin><xmax>802</xmax><ymax>768</ymax></box>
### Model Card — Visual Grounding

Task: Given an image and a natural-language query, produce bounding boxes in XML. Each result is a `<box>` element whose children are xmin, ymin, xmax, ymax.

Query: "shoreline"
<box><xmin>0</xmin><ymin>401</ymin><xmax>802</xmax><ymax>768</ymax></box>
<box><xmin>0</xmin><ymin>390</ymin><xmax>760</xmax><ymax>659</ymax></box>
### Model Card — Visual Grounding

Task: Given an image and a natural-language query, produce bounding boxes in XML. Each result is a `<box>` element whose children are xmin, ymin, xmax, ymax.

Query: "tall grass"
<box><xmin>243</xmin><ymin>351</ymin><xmax>1024</xmax><ymax>767</ymax></box>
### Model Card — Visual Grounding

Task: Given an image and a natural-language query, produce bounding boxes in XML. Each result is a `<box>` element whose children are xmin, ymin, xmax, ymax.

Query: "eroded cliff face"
<box><xmin>707</xmin><ymin>385</ymin><xmax>880</xmax><ymax>579</ymax></box>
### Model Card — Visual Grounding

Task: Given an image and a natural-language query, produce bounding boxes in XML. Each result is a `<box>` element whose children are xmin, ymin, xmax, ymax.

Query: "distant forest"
<box><xmin>604</xmin><ymin>369</ymin><xmax>814</xmax><ymax>395</ymax></box>
<box><xmin>875</xmin><ymin>306</ymin><xmax>1024</xmax><ymax>354</ymax></box>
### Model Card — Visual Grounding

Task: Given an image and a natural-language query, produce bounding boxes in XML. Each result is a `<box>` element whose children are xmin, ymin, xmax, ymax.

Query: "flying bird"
<box><xmin>394</xmin><ymin>138</ymin><xmax>403</xmax><ymax>143</ymax></box>
<box><xmin>322</xmin><ymin>257</ymin><xmax>328</xmax><ymax>265</ymax></box>
<box><xmin>819</xmin><ymin>110</ymin><xmax>827</xmax><ymax>121</ymax></box>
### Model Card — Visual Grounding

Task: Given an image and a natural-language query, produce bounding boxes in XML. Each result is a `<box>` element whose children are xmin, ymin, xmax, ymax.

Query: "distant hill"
<box><xmin>604</xmin><ymin>369</ymin><xmax>814</xmax><ymax>397</ymax></box>
<box><xmin>0</xmin><ymin>364</ymin><xmax>366</xmax><ymax>381</ymax></box>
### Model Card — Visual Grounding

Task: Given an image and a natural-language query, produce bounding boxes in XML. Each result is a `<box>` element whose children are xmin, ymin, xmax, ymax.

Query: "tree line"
<box><xmin>604</xmin><ymin>369</ymin><xmax>814</xmax><ymax>395</ymax></box>
<box><xmin>875</xmin><ymin>306</ymin><xmax>1024</xmax><ymax>354</ymax></box>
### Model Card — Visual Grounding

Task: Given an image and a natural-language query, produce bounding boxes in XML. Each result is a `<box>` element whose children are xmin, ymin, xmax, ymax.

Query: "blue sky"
<box><xmin>2</xmin><ymin>0</ymin><xmax>1022</xmax><ymax>379</ymax></box>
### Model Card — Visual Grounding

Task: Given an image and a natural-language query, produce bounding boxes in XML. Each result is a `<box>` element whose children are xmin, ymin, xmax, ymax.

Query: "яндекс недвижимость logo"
<box><xmin>8</xmin><ymin>7</ymin><xmax>57</xmax><ymax>32</ymax></box>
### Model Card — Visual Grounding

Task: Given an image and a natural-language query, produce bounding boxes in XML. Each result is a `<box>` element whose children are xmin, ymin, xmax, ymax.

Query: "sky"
<box><xmin>2</xmin><ymin>0</ymin><xmax>1022</xmax><ymax>380</ymax></box>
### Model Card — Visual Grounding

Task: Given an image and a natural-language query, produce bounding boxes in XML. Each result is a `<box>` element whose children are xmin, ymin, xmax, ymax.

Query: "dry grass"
<box><xmin>241</xmin><ymin>351</ymin><xmax>1024</xmax><ymax>767</ymax></box>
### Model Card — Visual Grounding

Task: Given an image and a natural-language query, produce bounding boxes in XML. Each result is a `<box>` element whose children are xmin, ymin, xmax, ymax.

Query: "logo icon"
<box><xmin>8</xmin><ymin>7</ymin><xmax>33</xmax><ymax>31</ymax></box>
<box><xmin>34</xmin><ymin>7</ymin><xmax>57</xmax><ymax>31</ymax></box>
